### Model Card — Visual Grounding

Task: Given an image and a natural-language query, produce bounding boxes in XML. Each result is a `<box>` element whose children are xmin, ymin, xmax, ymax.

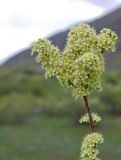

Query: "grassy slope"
<box><xmin>0</xmin><ymin>116</ymin><xmax>121</xmax><ymax>160</ymax></box>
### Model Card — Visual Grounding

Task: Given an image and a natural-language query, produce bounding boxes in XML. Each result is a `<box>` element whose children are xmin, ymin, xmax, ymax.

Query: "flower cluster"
<box><xmin>80</xmin><ymin>133</ymin><xmax>104</xmax><ymax>160</ymax></box>
<box><xmin>79</xmin><ymin>113</ymin><xmax>102</xmax><ymax>125</ymax></box>
<box><xmin>97</xmin><ymin>28</ymin><xmax>118</xmax><ymax>52</ymax></box>
<box><xmin>72</xmin><ymin>52</ymin><xmax>102</xmax><ymax>97</ymax></box>
<box><xmin>32</xmin><ymin>23</ymin><xmax>118</xmax><ymax>98</ymax></box>
<box><xmin>65</xmin><ymin>24</ymin><xmax>97</xmax><ymax>57</ymax></box>
<box><xmin>32</xmin><ymin>39</ymin><xmax>61</xmax><ymax>78</ymax></box>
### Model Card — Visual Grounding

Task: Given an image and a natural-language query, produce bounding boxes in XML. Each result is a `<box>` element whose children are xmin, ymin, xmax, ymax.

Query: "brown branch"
<box><xmin>83</xmin><ymin>96</ymin><xmax>95</xmax><ymax>132</ymax></box>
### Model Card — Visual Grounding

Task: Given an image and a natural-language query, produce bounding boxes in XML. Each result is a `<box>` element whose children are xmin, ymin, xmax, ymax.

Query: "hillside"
<box><xmin>4</xmin><ymin>7</ymin><xmax>121</xmax><ymax>70</ymax></box>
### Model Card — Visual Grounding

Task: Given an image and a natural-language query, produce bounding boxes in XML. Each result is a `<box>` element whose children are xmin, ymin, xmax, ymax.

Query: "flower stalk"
<box><xmin>83</xmin><ymin>96</ymin><xmax>95</xmax><ymax>133</ymax></box>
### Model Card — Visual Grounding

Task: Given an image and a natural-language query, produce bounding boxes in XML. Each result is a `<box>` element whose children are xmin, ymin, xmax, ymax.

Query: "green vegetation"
<box><xmin>0</xmin><ymin>67</ymin><xmax>82</xmax><ymax>123</ymax></box>
<box><xmin>0</xmin><ymin>66</ymin><xmax>121</xmax><ymax>159</ymax></box>
<box><xmin>0</xmin><ymin>66</ymin><xmax>121</xmax><ymax>123</ymax></box>
<box><xmin>0</xmin><ymin>116</ymin><xmax>121</xmax><ymax>160</ymax></box>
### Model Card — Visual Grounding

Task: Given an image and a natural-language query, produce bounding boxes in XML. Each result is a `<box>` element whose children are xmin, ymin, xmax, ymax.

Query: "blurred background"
<box><xmin>0</xmin><ymin>0</ymin><xmax>121</xmax><ymax>159</ymax></box>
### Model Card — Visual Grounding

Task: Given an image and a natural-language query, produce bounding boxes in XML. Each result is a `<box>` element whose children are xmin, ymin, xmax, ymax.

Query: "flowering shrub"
<box><xmin>32</xmin><ymin>23</ymin><xmax>117</xmax><ymax>159</ymax></box>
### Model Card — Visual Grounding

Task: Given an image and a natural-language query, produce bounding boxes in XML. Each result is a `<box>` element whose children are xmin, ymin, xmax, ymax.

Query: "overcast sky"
<box><xmin>0</xmin><ymin>0</ymin><xmax>121</xmax><ymax>64</ymax></box>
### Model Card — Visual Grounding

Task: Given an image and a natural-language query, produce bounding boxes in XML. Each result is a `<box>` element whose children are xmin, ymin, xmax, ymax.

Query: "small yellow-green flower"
<box><xmin>80</xmin><ymin>133</ymin><xmax>104</xmax><ymax>160</ymax></box>
<box><xmin>32</xmin><ymin>39</ymin><xmax>61</xmax><ymax>78</ymax></box>
<box><xmin>79</xmin><ymin>113</ymin><xmax>102</xmax><ymax>125</ymax></box>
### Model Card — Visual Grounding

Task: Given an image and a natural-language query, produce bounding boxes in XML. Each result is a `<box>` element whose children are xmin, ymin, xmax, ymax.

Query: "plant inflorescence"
<box><xmin>32</xmin><ymin>23</ymin><xmax>118</xmax><ymax>159</ymax></box>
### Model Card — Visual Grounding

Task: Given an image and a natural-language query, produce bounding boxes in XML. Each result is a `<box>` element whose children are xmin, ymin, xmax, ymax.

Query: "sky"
<box><xmin>0</xmin><ymin>0</ymin><xmax>121</xmax><ymax>64</ymax></box>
